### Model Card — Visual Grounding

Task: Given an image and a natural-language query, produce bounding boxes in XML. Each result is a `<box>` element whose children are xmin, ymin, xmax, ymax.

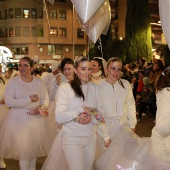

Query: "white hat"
<box><xmin>51</xmin><ymin>60</ymin><xmax>60</xmax><ymax>72</ymax></box>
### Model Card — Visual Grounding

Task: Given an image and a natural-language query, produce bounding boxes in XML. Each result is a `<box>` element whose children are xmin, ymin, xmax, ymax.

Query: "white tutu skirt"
<box><xmin>0</xmin><ymin>108</ymin><xmax>53</xmax><ymax>160</ymax></box>
<box><xmin>46</xmin><ymin>101</ymin><xmax>59</xmax><ymax>140</ymax></box>
<box><xmin>42</xmin><ymin>130</ymin><xmax>69</xmax><ymax>170</ymax></box>
<box><xmin>95</xmin><ymin>125</ymin><xmax>149</xmax><ymax>170</ymax></box>
<box><xmin>0</xmin><ymin>104</ymin><xmax>9</xmax><ymax>130</ymax></box>
<box><xmin>143</xmin><ymin>154</ymin><xmax>170</xmax><ymax>170</ymax></box>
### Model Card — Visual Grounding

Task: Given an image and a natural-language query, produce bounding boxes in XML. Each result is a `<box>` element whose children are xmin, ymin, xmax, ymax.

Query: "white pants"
<box><xmin>62</xmin><ymin>134</ymin><xmax>96</xmax><ymax>170</ymax></box>
<box><xmin>19</xmin><ymin>158</ymin><xmax>37</xmax><ymax>170</ymax></box>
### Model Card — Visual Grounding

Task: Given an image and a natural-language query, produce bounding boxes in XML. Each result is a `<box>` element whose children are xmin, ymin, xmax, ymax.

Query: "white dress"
<box><xmin>0</xmin><ymin>76</ymin><xmax>52</xmax><ymax>160</ymax></box>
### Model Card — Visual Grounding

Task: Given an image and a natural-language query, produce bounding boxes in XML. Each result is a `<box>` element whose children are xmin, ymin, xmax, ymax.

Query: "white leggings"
<box><xmin>62</xmin><ymin>134</ymin><xmax>96</xmax><ymax>170</ymax></box>
<box><xmin>19</xmin><ymin>158</ymin><xmax>37</xmax><ymax>170</ymax></box>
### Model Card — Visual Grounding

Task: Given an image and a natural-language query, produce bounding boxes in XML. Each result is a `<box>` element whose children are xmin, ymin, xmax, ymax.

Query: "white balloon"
<box><xmin>159</xmin><ymin>0</ymin><xmax>170</xmax><ymax>49</ymax></box>
<box><xmin>71</xmin><ymin>0</ymin><xmax>106</xmax><ymax>23</ymax></box>
<box><xmin>78</xmin><ymin>0</ymin><xmax>111</xmax><ymax>44</ymax></box>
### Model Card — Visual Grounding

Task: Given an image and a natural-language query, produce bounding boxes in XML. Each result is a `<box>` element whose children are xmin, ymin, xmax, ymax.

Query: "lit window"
<box><xmin>59</xmin><ymin>28</ymin><xmax>66</xmax><ymax>38</ymax></box>
<box><xmin>13</xmin><ymin>47</ymin><xmax>28</xmax><ymax>55</ymax></box>
<box><xmin>50</xmin><ymin>10</ymin><xmax>57</xmax><ymax>19</ymax></box>
<box><xmin>9</xmin><ymin>27</ymin><xmax>14</xmax><ymax>37</ymax></box>
<box><xmin>59</xmin><ymin>10</ymin><xmax>66</xmax><ymax>20</ymax></box>
<box><xmin>77</xmin><ymin>29</ymin><xmax>84</xmax><ymax>39</ymax></box>
<box><xmin>48</xmin><ymin>45</ymin><xmax>56</xmax><ymax>55</ymax></box>
<box><xmin>50</xmin><ymin>27</ymin><xmax>58</xmax><ymax>36</ymax></box>
<box><xmin>23</xmin><ymin>8</ymin><xmax>30</xmax><ymax>18</ymax></box>
<box><xmin>21</xmin><ymin>47</ymin><xmax>28</xmax><ymax>54</ymax></box>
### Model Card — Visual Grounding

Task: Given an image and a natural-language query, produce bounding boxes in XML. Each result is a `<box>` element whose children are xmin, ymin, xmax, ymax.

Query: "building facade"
<box><xmin>0</xmin><ymin>0</ymin><xmax>88</xmax><ymax>63</ymax></box>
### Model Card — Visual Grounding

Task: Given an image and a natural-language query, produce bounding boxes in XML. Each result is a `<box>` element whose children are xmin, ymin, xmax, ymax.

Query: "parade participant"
<box><xmin>0</xmin><ymin>57</ymin><xmax>51</xmax><ymax>170</ymax></box>
<box><xmin>0</xmin><ymin>64</ymin><xmax>8</xmax><ymax>169</ymax></box>
<box><xmin>98</xmin><ymin>57</ymin><xmax>137</xmax><ymax>148</ymax></box>
<box><xmin>144</xmin><ymin>66</ymin><xmax>170</xmax><ymax>169</ymax></box>
<box><xmin>91</xmin><ymin>57</ymin><xmax>107</xmax><ymax>84</ymax></box>
<box><xmin>42</xmin><ymin>56</ymin><xmax>105</xmax><ymax>170</ymax></box>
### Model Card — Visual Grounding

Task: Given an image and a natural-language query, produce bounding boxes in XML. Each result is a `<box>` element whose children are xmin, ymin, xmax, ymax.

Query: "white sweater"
<box><xmin>98</xmin><ymin>79</ymin><xmax>137</xmax><ymax>129</ymax></box>
<box><xmin>148</xmin><ymin>88</ymin><xmax>170</xmax><ymax>163</ymax></box>
<box><xmin>55</xmin><ymin>81</ymin><xmax>104</xmax><ymax>137</ymax></box>
<box><xmin>5</xmin><ymin>76</ymin><xmax>49</xmax><ymax>110</ymax></box>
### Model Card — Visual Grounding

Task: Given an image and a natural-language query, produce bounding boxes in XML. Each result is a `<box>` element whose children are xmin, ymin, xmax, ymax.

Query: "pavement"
<box><xmin>0</xmin><ymin>114</ymin><xmax>155</xmax><ymax>170</ymax></box>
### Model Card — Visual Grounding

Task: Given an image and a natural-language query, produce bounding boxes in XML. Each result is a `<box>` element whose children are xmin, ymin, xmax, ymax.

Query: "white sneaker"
<box><xmin>0</xmin><ymin>158</ymin><xmax>6</xmax><ymax>169</ymax></box>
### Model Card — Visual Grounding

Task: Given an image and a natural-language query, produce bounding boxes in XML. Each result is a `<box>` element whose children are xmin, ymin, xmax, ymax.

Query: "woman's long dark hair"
<box><xmin>69</xmin><ymin>56</ymin><xmax>89</xmax><ymax>101</ymax></box>
<box><xmin>60</xmin><ymin>58</ymin><xmax>74</xmax><ymax>73</ymax></box>
<box><xmin>0</xmin><ymin>76</ymin><xmax>5</xmax><ymax>85</ymax></box>
<box><xmin>107</xmin><ymin>57</ymin><xmax>125</xmax><ymax>89</ymax></box>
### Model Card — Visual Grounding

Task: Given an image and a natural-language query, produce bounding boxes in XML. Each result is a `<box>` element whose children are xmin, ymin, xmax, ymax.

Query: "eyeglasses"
<box><xmin>18</xmin><ymin>64</ymin><xmax>30</xmax><ymax>68</ymax></box>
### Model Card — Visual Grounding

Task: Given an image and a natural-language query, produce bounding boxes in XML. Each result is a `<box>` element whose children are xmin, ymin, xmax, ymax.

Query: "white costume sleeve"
<box><xmin>38</xmin><ymin>79</ymin><xmax>49</xmax><ymax>108</ymax></box>
<box><xmin>55</xmin><ymin>84</ymin><xmax>84</xmax><ymax>124</ymax></box>
<box><xmin>5</xmin><ymin>78</ymin><xmax>31</xmax><ymax>107</ymax></box>
<box><xmin>156</xmin><ymin>94</ymin><xmax>170</xmax><ymax>136</ymax></box>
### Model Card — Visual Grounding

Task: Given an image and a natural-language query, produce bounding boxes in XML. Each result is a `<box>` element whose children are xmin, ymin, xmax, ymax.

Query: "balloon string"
<box><xmin>98</xmin><ymin>37</ymin><xmax>103</xmax><ymax>58</ymax></box>
<box><xmin>43</xmin><ymin>0</ymin><xmax>51</xmax><ymax>30</ymax></box>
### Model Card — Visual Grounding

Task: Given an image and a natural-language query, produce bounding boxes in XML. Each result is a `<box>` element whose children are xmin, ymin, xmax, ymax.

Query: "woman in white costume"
<box><xmin>95</xmin><ymin>61</ymin><xmax>170</xmax><ymax>170</ymax></box>
<box><xmin>0</xmin><ymin>57</ymin><xmax>51</xmax><ymax>170</ymax></box>
<box><xmin>143</xmin><ymin>66</ymin><xmax>170</xmax><ymax>170</ymax></box>
<box><xmin>47</xmin><ymin>58</ymin><xmax>75</xmax><ymax>135</ymax></box>
<box><xmin>98</xmin><ymin>57</ymin><xmax>137</xmax><ymax>147</ymax></box>
<box><xmin>95</xmin><ymin>57</ymin><xmax>137</xmax><ymax>170</ymax></box>
<box><xmin>0</xmin><ymin>65</ymin><xmax>9</xmax><ymax>169</ymax></box>
<box><xmin>91</xmin><ymin>57</ymin><xmax>107</xmax><ymax>85</ymax></box>
<box><xmin>42</xmin><ymin>56</ymin><xmax>105</xmax><ymax>170</ymax></box>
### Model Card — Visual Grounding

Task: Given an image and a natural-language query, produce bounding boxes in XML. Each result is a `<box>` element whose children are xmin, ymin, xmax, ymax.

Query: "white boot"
<box><xmin>0</xmin><ymin>157</ymin><xmax>6</xmax><ymax>169</ymax></box>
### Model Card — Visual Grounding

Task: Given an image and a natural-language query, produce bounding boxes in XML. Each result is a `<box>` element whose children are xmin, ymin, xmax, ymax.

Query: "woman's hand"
<box><xmin>0</xmin><ymin>99</ymin><xmax>5</xmax><ymax>104</ymax></box>
<box><xmin>131</xmin><ymin>128</ymin><xmax>136</xmax><ymax>133</ymax></box>
<box><xmin>77</xmin><ymin>113</ymin><xmax>92</xmax><ymax>125</ymax></box>
<box><xmin>29</xmin><ymin>94</ymin><xmax>39</xmax><ymax>102</ymax></box>
<box><xmin>27</xmin><ymin>108</ymin><xmax>40</xmax><ymax>115</ymax></box>
<box><xmin>104</xmin><ymin>139</ymin><xmax>111</xmax><ymax>147</ymax></box>
<box><xmin>83</xmin><ymin>106</ymin><xmax>93</xmax><ymax>114</ymax></box>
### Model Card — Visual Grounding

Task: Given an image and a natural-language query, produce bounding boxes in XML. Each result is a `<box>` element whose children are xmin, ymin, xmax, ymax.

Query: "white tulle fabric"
<box><xmin>0</xmin><ymin>83</ymin><xmax>9</xmax><ymax>130</ymax></box>
<box><xmin>41</xmin><ymin>130</ymin><xmax>69</xmax><ymax>170</ymax></box>
<box><xmin>95</xmin><ymin>125</ymin><xmax>170</xmax><ymax>170</ymax></box>
<box><xmin>0</xmin><ymin>109</ymin><xmax>52</xmax><ymax>160</ymax></box>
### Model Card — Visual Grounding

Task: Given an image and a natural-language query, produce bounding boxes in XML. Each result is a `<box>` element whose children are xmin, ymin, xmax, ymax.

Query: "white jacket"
<box><xmin>55</xmin><ymin>81</ymin><xmax>105</xmax><ymax>137</ymax></box>
<box><xmin>98</xmin><ymin>79</ymin><xmax>137</xmax><ymax>129</ymax></box>
<box><xmin>148</xmin><ymin>88</ymin><xmax>170</xmax><ymax>163</ymax></box>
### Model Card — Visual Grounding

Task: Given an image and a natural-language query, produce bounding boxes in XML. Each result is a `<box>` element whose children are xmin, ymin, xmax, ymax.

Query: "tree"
<box><xmin>125</xmin><ymin>0</ymin><xmax>152</xmax><ymax>63</ymax></box>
